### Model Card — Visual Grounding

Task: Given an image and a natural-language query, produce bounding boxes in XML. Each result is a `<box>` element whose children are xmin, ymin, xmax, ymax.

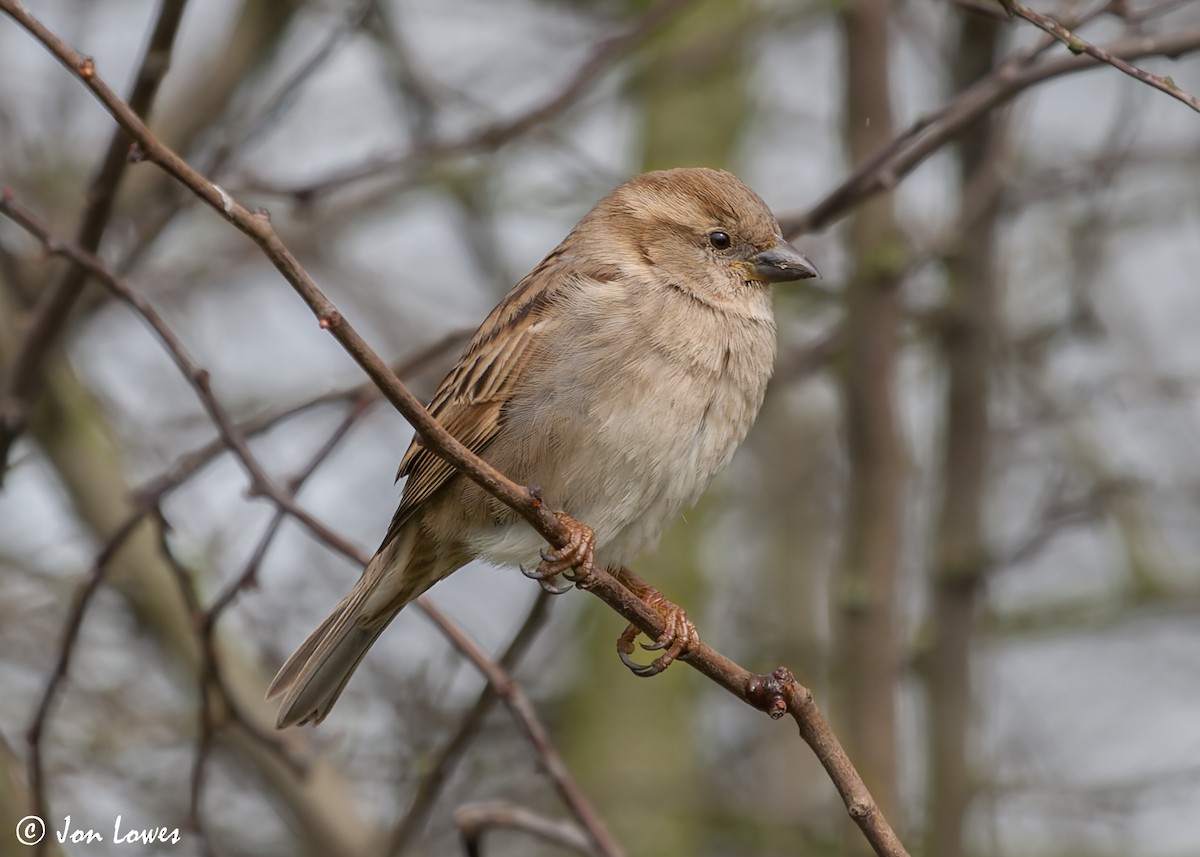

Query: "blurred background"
<box><xmin>2</xmin><ymin>0</ymin><xmax>1200</xmax><ymax>855</ymax></box>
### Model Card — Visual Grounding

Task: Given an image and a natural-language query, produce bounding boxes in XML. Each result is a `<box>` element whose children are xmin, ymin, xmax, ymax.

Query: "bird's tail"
<box><xmin>268</xmin><ymin>527</ymin><xmax>423</xmax><ymax>728</ymax></box>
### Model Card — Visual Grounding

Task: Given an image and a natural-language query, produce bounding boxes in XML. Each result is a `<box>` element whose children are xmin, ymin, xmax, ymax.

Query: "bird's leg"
<box><xmin>520</xmin><ymin>512</ymin><xmax>596</xmax><ymax>594</ymax></box>
<box><xmin>614</xmin><ymin>566</ymin><xmax>699</xmax><ymax>677</ymax></box>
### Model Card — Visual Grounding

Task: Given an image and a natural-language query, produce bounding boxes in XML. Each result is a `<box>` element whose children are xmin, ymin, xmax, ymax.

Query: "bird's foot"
<box><xmin>520</xmin><ymin>512</ymin><xmax>596</xmax><ymax>595</ymax></box>
<box><xmin>614</xmin><ymin>567</ymin><xmax>699</xmax><ymax>677</ymax></box>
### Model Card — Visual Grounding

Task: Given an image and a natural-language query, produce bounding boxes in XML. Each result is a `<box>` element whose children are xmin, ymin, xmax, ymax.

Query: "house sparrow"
<box><xmin>269</xmin><ymin>167</ymin><xmax>818</xmax><ymax>727</ymax></box>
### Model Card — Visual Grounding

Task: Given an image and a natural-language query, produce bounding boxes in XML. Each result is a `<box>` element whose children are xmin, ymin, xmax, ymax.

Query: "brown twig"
<box><xmin>206</xmin><ymin>392</ymin><xmax>377</xmax><ymax>621</ymax></box>
<box><xmin>1013</xmin><ymin>4</ymin><xmax>1200</xmax><ymax>112</ymax></box>
<box><xmin>208</xmin><ymin>0</ymin><xmax>374</xmax><ymax>173</ymax></box>
<box><xmin>782</xmin><ymin>24</ymin><xmax>1200</xmax><ymax>236</ymax></box>
<box><xmin>152</xmin><ymin>511</ymin><xmax>221</xmax><ymax>855</ymax></box>
<box><xmin>151</xmin><ymin>509</ymin><xmax>303</xmax><ymax>854</ymax></box>
<box><xmin>130</xmin><ymin>327</ymin><xmax>469</xmax><ymax>508</ymax></box>
<box><xmin>0</xmin><ymin>0</ymin><xmax>189</xmax><ymax>478</ymax></box>
<box><xmin>412</xmin><ymin>597</ymin><xmax>624</xmax><ymax>857</ymax></box>
<box><xmin>252</xmin><ymin>0</ymin><xmax>697</xmax><ymax>201</ymax></box>
<box><xmin>24</xmin><ymin>512</ymin><xmax>145</xmax><ymax>855</ymax></box>
<box><xmin>12</xmin><ymin>330</ymin><xmax>467</xmax><ymax>810</ymax></box>
<box><xmin>167</xmin><ymin>398</ymin><xmax>379</xmax><ymax>846</ymax></box>
<box><xmin>0</xmin><ymin>191</ymin><xmax>365</xmax><ymax>561</ymax></box>
<box><xmin>105</xmin><ymin>1</ymin><xmax>374</xmax><ymax>278</ymax></box>
<box><xmin>0</xmin><ymin>7</ymin><xmax>911</xmax><ymax>853</ymax></box>
<box><xmin>454</xmin><ymin>800</ymin><xmax>596</xmax><ymax>857</ymax></box>
<box><xmin>388</xmin><ymin>590</ymin><xmax>554</xmax><ymax>855</ymax></box>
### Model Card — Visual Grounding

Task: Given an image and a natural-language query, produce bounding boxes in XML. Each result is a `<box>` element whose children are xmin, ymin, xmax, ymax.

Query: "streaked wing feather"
<box><xmin>394</xmin><ymin>397</ymin><xmax>507</xmax><ymax>515</ymax></box>
<box><xmin>387</xmin><ymin>264</ymin><xmax>568</xmax><ymax>536</ymax></box>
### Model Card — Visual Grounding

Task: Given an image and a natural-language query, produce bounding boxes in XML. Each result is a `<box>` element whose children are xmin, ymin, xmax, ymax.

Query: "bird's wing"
<box><xmin>383</xmin><ymin>253</ymin><xmax>586</xmax><ymax>541</ymax></box>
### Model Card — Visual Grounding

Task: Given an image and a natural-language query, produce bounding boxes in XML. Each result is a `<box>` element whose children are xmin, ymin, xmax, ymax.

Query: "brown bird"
<box><xmin>268</xmin><ymin>167</ymin><xmax>818</xmax><ymax>727</ymax></box>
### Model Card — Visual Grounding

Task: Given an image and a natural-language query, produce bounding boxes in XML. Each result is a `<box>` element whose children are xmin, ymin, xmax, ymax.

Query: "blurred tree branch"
<box><xmin>387</xmin><ymin>590</ymin><xmax>554</xmax><ymax>855</ymax></box>
<box><xmin>782</xmin><ymin>19</ymin><xmax>1200</xmax><ymax>237</ymax></box>
<box><xmin>0</xmin><ymin>0</ymin><xmax>189</xmax><ymax>480</ymax></box>
<box><xmin>454</xmin><ymin>799</ymin><xmax>596</xmax><ymax>857</ymax></box>
<box><xmin>17</xmin><ymin>355</ymin><xmax>374</xmax><ymax>857</ymax></box>
<box><xmin>247</xmin><ymin>0</ymin><xmax>701</xmax><ymax>203</ymax></box>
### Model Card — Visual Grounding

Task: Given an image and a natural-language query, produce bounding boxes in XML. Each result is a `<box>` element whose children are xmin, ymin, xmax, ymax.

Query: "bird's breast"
<box><xmin>463</xmin><ymin>273</ymin><xmax>776</xmax><ymax>570</ymax></box>
<box><xmin>491</xmin><ymin>285</ymin><xmax>775</xmax><ymax>565</ymax></box>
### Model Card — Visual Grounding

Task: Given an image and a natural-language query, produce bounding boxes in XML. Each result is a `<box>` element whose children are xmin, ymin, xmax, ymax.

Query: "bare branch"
<box><xmin>25</xmin><ymin>512</ymin><xmax>145</xmax><ymax>854</ymax></box>
<box><xmin>454</xmin><ymin>800</ymin><xmax>597</xmax><ymax>857</ymax></box>
<box><xmin>782</xmin><ymin>24</ymin><xmax>1200</xmax><ymax>236</ymax></box>
<box><xmin>388</xmin><ymin>590</ymin><xmax>554</xmax><ymax>855</ymax></box>
<box><xmin>0</xmin><ymin>191</ymin><xmax>365</xmax><ymax>561</ymax></box>
<box><xmin>252</xmin><ymin>0</ymin><xmax>698</xmax><ymax>201</ymax></box>
<box><xmin>0</xmin><ymin>0</ymin><xmax>189</xmax><ymax>478</ymax></box>
<box><xmin>1013</xmin><ymin>3</ymin><xmax>1200</xmax><ymax>113</ymax></box>
<box><xmin>130</xmin><ymin>327</ymin><xmax>469</xmax><ymax>509</ymax></box>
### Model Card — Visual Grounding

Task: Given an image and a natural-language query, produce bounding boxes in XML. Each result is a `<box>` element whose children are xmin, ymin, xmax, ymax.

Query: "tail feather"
<box><xmin>268</xmin><ymin>586</ymin><xmax>394</xmax><ymax>728</ymax></box>
<box><xmin>269</xmin><ymin>526</ymin><xmax>426</xmax><ymax>728</ymax></box>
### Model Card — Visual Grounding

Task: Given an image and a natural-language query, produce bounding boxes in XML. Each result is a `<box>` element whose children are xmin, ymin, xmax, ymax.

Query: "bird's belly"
<box><xmin>469</xmin><ymin>353</ymin><xmax>765</xmax><ymax>570</ymax></box>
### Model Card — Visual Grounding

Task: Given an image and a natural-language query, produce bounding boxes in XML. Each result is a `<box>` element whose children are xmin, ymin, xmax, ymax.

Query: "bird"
<box><xmin>268</xmin><ymin>167</ymin><xmax>819</xmax><ymax>727</ymax></box>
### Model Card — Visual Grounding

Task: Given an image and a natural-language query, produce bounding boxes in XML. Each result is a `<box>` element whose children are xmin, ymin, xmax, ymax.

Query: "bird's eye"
<box><xmin>708</xmin><ymin>230</ymin><xmax>731</xmax><ymax>250</ymax></box>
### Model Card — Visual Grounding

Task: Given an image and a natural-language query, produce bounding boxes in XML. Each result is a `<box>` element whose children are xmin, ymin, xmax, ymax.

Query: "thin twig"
<box><xmin>208</xmin><ymin>0</ymin><xmax>374</xmax><ymax>172</ymax></box>
<box><xmin>25</xmin><ymin>513</ymin><xmax>145</xmax><ymax>855</ymax></box>
<box><xmin>0</xmin><ymin>191</ymin><xmax>364</xmax><ymax>561</ymax></box>
<box><xmin>1013</xmin><ymin>3</ymin><xmax>1200</xmax><ymax>112</ymax></box>
<box><xmin>152</xmin><ymin>510</ymin><xmax>299</xmax><ymax>856</ymax></box>
<box><xmin>454</xmin><ymin>800</ymin><xmax>596</xmax><ymax>857</ymax></box>
<box><xmin>782</xmin><ymin>24</ymin><xmax>1200</xmax><ymax>236</ymax></box>
<box><xmin>252</xmin><ymin>0</ymin><xmax>698</xmax><ymax>201</ymax></box>
<box><xmin>412</xmin><ymin>597</ymin><xmax>624</xmax><ymax>857</ymax></box>
<box><xmin>388</xmin><ymin>590</ymin><xmax>554</xmax><ymax>855</ymax></box>
<box><xmin>131</xmin><ymin>327</ymin><xmax>469</xmax><ymax>508</ymax></box>
<box><xmin>205</xmin><ymin>392</ymin><xmax>377</xmax><ymax>621</ymax></box>
<box><xmin>169</xmin><ymin>395</ymin><xmax>382</xmax><ymax>842</ymax></box>
<box><xmin>0</xmin><ymin>0</ymin><xmax>189</xmax><ymax>478</ymax></box>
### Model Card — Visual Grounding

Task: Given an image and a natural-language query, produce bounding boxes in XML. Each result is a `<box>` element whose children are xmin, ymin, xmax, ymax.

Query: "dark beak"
<box><xmin>751</xmin><ymin>240</ymin><xmax>820</xmax><ymax>283</ymax></box>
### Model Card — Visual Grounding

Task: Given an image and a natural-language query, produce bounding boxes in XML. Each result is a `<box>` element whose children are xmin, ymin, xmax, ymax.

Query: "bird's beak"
<box><xmin>750</xmin><ymin>239</ymin><xmax>820</xmax><ymax>283</ymax></box>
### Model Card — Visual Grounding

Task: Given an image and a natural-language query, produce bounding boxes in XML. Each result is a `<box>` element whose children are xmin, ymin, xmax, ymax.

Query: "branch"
<box><xmin>1013</xmin><ymin>3</ymin><xmax>1200</xmax><ymax>113</ymax></box>
<box><xmin>0</xmin><ymin>7</ymin><xmax>911</xmax><ymax>854</ymax></box>
<box><xmin>782</xmin><ymin>24</ymin><xmax>1200</xmax><ymax>236</ymax></box>
<box><xmin>25</xmin><ymin>513</ymin><xmax>145</xmax><ymax>851</ymax></box>
<box><xmin>388</xmin><ymin>590</ymin><xmax>554</xmax><ymax>855</ymax></box>
<box><xmin>0</xmin><ymin>0</ymin><xmax>189</xmax><ymax>478</ymax></box>
<box><xmin>130</xmin><ymin>327</ymin><xmax>469</xmax><ymax>509</ymax></box>
<box><xmin>454</xmin><ymin>800</ymin><xmax>596</xmax><ymax>857</ymax></box>
<box><xmin>262</xmin><ymin>0</ymin><xmax>698</xmax><ymax>201</ymax></box>
<box><xmin>0</xmin><ymin>190</ymin><xmax>366</xmax><ymax>560</ymax></box>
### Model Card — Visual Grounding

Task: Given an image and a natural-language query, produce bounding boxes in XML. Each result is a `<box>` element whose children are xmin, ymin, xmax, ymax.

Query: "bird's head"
<box><xmin>583</xmin><ymin>167</ymin><xmax>819</xmax><ymax>304</ymax></box>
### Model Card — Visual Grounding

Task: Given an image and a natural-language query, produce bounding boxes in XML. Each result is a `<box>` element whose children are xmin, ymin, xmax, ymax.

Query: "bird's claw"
<box><xmin>619</xmin><ymin>628</ymin><xmax>667</xmax><ymax>672</ymax></box>
<box><xmin>612</xmin><ymin>576</ymin><xmax>699</xmax><ymax>677</ymax></box>
<box><xmin>522</xmin><ymin>513</ymin><xmax>596</xmax><ymax>594</ymax></box>
<box><xmin>520</xmin><ymin>565</ymin><xmax>575</xmax><ymax>595</ymax></box>
<box><xmin>535</xmin><ymin>513</ymin><xmax>596</xmax><ymax>582</ymax></box>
